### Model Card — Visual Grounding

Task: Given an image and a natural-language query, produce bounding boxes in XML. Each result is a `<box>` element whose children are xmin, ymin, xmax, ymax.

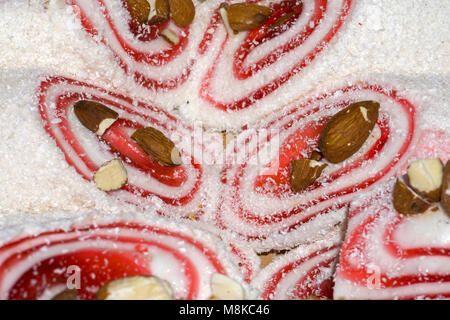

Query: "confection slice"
<box><xmin>68</xmin><ymin>0</ymin><xmax>353</xmax><ymax>123</ymax></box>
<box><xmin>334</xmin><ymin>178</ymin><xmax>450</xmax><ymax>299</ymax></box>
<box><xmin>252</xmin><ymin>226</ymin><xmax>342</xmax><ymax>300</ymax></box>
<box><xmin>0</xmin><ymin>213</ymin><xmax>254</xmax><ymax>300</ymax></box>
<box><xmin>67</xmin><ymin>0</ymin><xmax>213</xmax><ymax>91</ymax></box>
<box><xmin>198</xmin><ymin>0</ymin><xmax>352</xmax><ymax>112</ymax></box>
<box><xmin>214</xmin><ymin>79</ymin><xmax>419</xmax><ymax>251</ymax></box>
<box><xmin>38</xmin><ymin>75</ymin><xmax>223</xmax><ymax>217</ymax></box>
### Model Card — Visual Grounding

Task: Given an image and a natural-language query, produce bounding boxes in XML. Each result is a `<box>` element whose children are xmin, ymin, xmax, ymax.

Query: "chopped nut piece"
<box><xmin>148</xmin><ymin>0</ymin><xmax>169</xmax><ymax>25</ymax></box>
<box><xmin>407</xmin><ymin>158</ymin><xmax>444</xmax><ymax>202</ymax></box>
<box><xmin>93</xmin><ymin>159</ymin><xmax>128</xmax><ymax>192</ymax></box>
<box><xmin>210</xmin><ymin>273</ymin><xmax>245</xmax><ymax>300</ymax></box>
<box><xmin>393</xmin><ymin>178</ymin><xmax>431</xmax><ymax>215</ymax></box>
<box><xmin>161</xmin><ymin>28</ymin><xmax>180</xmax><ymax>45</ymax></box>
<box><xmin>290</xmin><ymin>159</ymin><xmax>327</xmax><ymax>192</ymax></box>
<box><xmin>96</xmin><ymin>275</ymin><xmax>173</xmax><ymax>300</ymax></box>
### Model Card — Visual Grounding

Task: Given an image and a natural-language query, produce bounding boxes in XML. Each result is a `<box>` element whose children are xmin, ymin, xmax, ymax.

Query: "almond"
<box><xmin>51</xmin><ymin>289</ymin><xmax>78</xmax><ymax>300</ymax></box>
<box><xmin>309</xmin><ymin>150</ymin><xmax>323</xmax><ymax>161</ymax></box>
<box><xmin>210</xmin><ymin>273</ymin><xmax>245</xmax><ymax>300</ymax></box>
<box><xmin>393</xmin><ymin>178</ymin><xmax>431</xmax><ymax>215</ymax></box>
<box><xmin>96</xmin><ymin>276</ymin><xmax>173</xmax><ymax>300</ymax></box>
<box><xmin>221</xmin><ymin>3</ymin><xmax>271</xmax><ymax>32</ymax></box>
<box><xmin>161</xmin><ymin>28</ymin><xmax>180</xmax><ymax>45</ymax></box>
<box><xmin>148</xmin><ymin>0</ymin><xmax>169</xmax><ymax>25</ymax></box>
<box><xmin>441</xmin><ymin>160</ymin><xmax>450</xmax><ymax>215</ymax></box>
<box><xmin>319</xmin><ymin>101</ymin><xmax>380</xmax><ymax>163</ymax></box>
<box><xmin>93</xmin><ymin>159</ymin><xmax>128</xmax><ymax>192</ymax></box>
<box><xmin>168</xmin><ymin>0</ymin><xmax>195</xmax><ymax>27</ymax></box>
<box><xmin>407</xmin><ymin>158</ymin><xmax>443</xmax><ymax>202</ymax></box>
<box><xmin>290</xmin><ymin>159</ymin><xmax>327</xmax><ymax>193</ymax></box>
<box><xmin>131</xmin><ymin>127</ymin><xmax>182</xmax><ymax>166</ymax></box>
<box><xmin>125</xmin><ymin>0</ymin><xmax>151</xmax><ymax>25</ymax></box>
<box><xmin>73</xmin><ymin>100</ymin><xmax>118</xmax><ymax>136</ymax></box>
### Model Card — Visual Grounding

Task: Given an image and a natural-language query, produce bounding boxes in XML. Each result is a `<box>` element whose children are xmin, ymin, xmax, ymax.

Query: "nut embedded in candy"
<box><xmin>131</xmin><ymin>127</ymin><xmax>182</xmax><ymax>167</ymax></box>
<box><xmin>393</xmin><ymin>178</ymin><xmax>431</xmax><ymax>215</ymax></box>
<box><xmin>441</xmin><ymin>160</ymin><xmax>450</xmax><ymax>215</ymax></box>
<box><xmin>73</xmin><ymin>100</ymin><xmax>118</xmax><ymax>136</ymax></box>
<box><xmin>161</xmin><ymin>28</ymin><xmax>180</xmax><ymax>45</ymax></box>
<box><xmin>290</xmin><ymin>159</ymin><xmax>327</xmax><ymax>193</ymax></box>
<box><xmin>220</xmin><ymin>3</ymin><xmax>271</xmax><ymax>32</ymax></box>
<box><xmin>319</xmin><ymin>101</ymin><xmax>380</xmax><ymax>163</ymax></box>
<box><xmin>93</xmin><ymin>159</ymin><xmax>128</xmax><ymax>192</ymax></box>
<box><xmin>51</xmin><ymin>289</ymin><xmax>78</xmax><ymax>300</ymax></box>
<box><xmin>407</xmin><ymin>158</ymin><xmax>444</xmax><ymax>203</ymax></box>
<box><xmin>96</xmin><ymin>276</ymin><xmax>174</xmax><ymax>300</ymax></box>
<box><xmin>148</xmin><ymin>0</ymin><xmax>169</xmax><ymax>25</ymax></box>
<box><xmin>168</xmin><ymin>0</ymin><xmax>195</xmax><ymax>27</ymax></box>
<box><xmin>210</xmin><ymin>273</ymin><xmax>245</xmax><ymax>300</ymax></box>
<box><xmin>125</xmin><ymin>0</ymin><xmax>152</xmax><ymax>25</ymax></box>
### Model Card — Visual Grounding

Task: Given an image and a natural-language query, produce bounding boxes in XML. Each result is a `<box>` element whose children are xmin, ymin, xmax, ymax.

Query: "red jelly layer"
<box><xmin>217</xmin><ymin>83</ymin><xmax>416</xmax><ymax>240</ymax></box>
<box><xmin>38</xmin><ymin>76</ymin><xmax>202</xmax><ymax>207</ymax></box>
<box><xmin>0</xmin><ymin>222</ymin><xmax>227</xmax><ymax>300</ymax></box>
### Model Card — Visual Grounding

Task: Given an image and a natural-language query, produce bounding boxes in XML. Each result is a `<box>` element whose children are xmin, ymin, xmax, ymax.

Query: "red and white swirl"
<box><xmin>199</xmin><ymin>0</ymin><xmax>353</xmax><ymax>112</ymax></box>
<box><xmin>334</xmin><ymin>181</ymin><xmax>450</xmax><ymax>300</ymax></box>
<box><xmin>67</xmin><ymin>0</ymin><xmax>221</xmax><ymax>91</ymax></box>
<box><xmin>252</xmin><ymin>227</ymin><xmax>341</xmax><ymax>300</ymax></box>
<box><xmin>38</xmin><ymin>76</ymin><xmax>222</xmax><ymax>217</ymax></box>
<box><xmin>67</xmin><ymin>0</ymin><xmax>354</xmax><ymax>122</ymax></box>
<box><xmin>214</xmin><ymin>82</ymin><xmax>418</xmax><ymax>251</ymax></box>
<box><xmin>0</xmin><ymin>215</ymin><xmax>249</xmax><ymax>300</ymax></box>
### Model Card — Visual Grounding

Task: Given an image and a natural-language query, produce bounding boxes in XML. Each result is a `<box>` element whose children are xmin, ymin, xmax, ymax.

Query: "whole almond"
<box><xmin>73</xmin><ymin>100</ymin><xmax>119</xmax><ymax>136</ymax></box>
<box><xmin>441</xmin><ymin>160</ymin><xmax>450</xmax><ymax>215</ymax></box>
<box><xmin>393</xmin><ymin>178</ymin><xmax>431</xmax><ymax>215</ymax></box>
<box><xmin>290</xmin><ymin>159</ymin><xmax>327</xmax><ymax>192</ymax></box>
<box><xmin>319</xmin><ymin>101</ymin><xmax>380</xmax><ymax>163</ymax></box>
<box><xmin>169</xmin><ymin>0</ymin><xmax>195</xmax><ymax>27</ymax></box>
<box><xmin>223</xmin><ymin>3</ymin><xmax>271</xmax><ymax>32</ymax></box>
<box><xmin>131</xmin><ymin>127</ymin><xmax>181</xmax><ymax>166</ymax></box>
<box><xmin>148</xmin><ymin>0</ymin><xmax>169</xmax><ymax>25</ymax></box>
<box><xmin>125</xmin><ymin>0</ymin><xmax>151</xmax><ymax>25</ymax></box>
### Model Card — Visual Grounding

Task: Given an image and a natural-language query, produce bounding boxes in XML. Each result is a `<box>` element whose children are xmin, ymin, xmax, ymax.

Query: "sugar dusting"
<box><xmin>0</xmin><ymin>0</ymin><xmax>447</xmax><ymax>258</ymax></box>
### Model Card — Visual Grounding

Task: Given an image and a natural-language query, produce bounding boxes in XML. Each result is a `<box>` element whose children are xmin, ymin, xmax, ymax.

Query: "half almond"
<box><xmin>93</xmin><ymin>159</ymin><xmax>128</xmax><ymax>192</ymax></box>
<box><xmin>96</xmin><ymin>276</ymin><xmax>173</xmax><ymax>300</ymax></box>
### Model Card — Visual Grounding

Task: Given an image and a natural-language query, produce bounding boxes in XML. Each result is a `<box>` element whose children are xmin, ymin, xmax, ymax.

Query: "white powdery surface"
<box><xmin>0</xmin><ymin>69</ymin><xmax>145</xmax><ymax>214</ymax></box>
<box><xmin>0</xmin><ymin>1</ymin><xmax>448</xmax><ymax>215</ymax></box>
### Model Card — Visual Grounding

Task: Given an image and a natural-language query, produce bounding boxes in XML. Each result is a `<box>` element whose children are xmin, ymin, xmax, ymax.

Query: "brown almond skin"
<box><xmin>131</xmin><ymin>127</ymin><xmax>181</xmax><ymax>167</ymax></box>
<box><xmin>290</xmin><ymin>159</ymin><xmax>327</xmax><ymax>193</ymax></box>
<box><xmin>441</xmin><ymin>160</ymin><xmax>450</xmax><ymax>215</ymax></box>
<box><xmin>52</xmin><ymin>289</ymin><xmax>78</xmax><ymax>300</ymax></box>
<box><xmin>73</xmin><ymin>100</ymin><xmax>118</xmax><ymax>134</ymax></box>
<box><xmin>125</xmin><ymin>0</ymin><xmax>151</xmax><ymax>24</ymax></box>
<box><xmin>309</xmin><ymin>150</ymin><xmax>323</xmax><ymax>161</ymax></box>
<box><xmin>319</xmin><ymin>101</ymin><xmax>380</xmax><ymax>163</ymax></box>
<box><xmin>393</xmin><ymin>179</ymin><xmax>431</xmax><ymax>215</ymax></box>
<box><xmin>148</xmin><ymin>0</ymin><xmax>170</xmax><ymax>25</ymax></box>
<box><xmin>224</xmin><ymin>3</ymin><xmax>271</xmax><ymax>32</ymax></box>
<box><xmin>169</xmin><ymin>0</ymin><xmax>195</xmax><ymax>27</ymax></box>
